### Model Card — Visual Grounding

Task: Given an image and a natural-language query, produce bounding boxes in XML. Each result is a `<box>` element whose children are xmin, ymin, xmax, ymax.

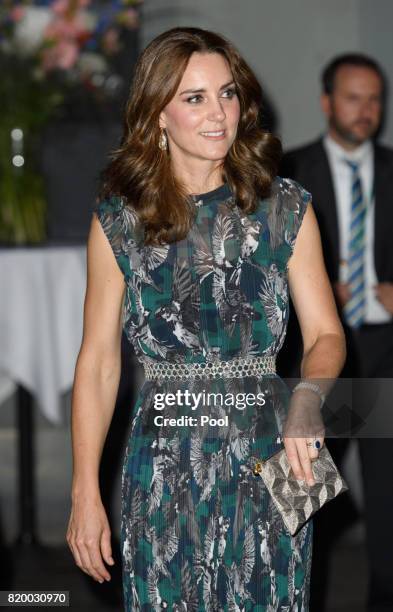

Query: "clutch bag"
<box><xmin>253</xmin><ymin>444</ymin><xmax>349</xmax><ymax>535</ymax></box>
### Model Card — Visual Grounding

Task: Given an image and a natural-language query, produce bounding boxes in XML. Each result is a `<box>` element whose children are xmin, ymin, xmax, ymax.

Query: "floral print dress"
<box><xmin>94</xmin><ymin>177</ymin><xmax>313</xmax><ymax>611</ymax></box>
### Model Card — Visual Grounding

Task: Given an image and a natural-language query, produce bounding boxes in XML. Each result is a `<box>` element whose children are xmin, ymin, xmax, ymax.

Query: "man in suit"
<box><xmin>280</xmin><ymin>53</ymin><xmax>393</xmax><ymax>612</ymax></box>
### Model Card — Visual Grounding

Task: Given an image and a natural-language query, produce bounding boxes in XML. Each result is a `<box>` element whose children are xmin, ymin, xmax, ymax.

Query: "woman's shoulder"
<box><xmin>92</xmin><ymin>194</ymin><xmax>143</xmax><ymax>276</ymax></box>
<box><xmin>266</xmin><ymin>176</ymin><xmax>312</xmax><ymax>230</ymax></box>
<box><xmin>270</xmin><ymin>175</ymin><xmax>312</xmax><ymax>208</ymax></box>
<box><xmin>93</xmin><ymin>193</ymin><xmax>141</xmax><ymax>232</ymax></box>
<box><xmin>253</xmin><ymin>176</ymin><xmax>312</xmax><ymax>224</ymax></box>
<box><xmin>252</xmin><ymin>176</ymin><xmax>312</xmax><ymax>255</ymax></box>
<box><xmin>94</xmin><ymin>193</ymin><xmax>128</xmax><ymax>216</ymax></box>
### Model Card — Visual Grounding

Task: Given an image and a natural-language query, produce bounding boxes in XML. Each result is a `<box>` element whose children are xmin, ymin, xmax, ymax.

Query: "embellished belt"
<box><xmin>143</xmin><ymin>354</ymin><xmax>276</xmax><ymax>382</ymax></box>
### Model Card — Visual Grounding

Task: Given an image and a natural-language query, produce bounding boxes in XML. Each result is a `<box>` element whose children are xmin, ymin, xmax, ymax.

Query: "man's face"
<box><xmin>321</xmin><ymin>65</ymin><xmax>383</xmax><ymax>146</ymax></box>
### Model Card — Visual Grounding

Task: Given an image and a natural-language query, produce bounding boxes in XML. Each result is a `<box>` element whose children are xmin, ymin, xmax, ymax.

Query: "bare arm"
<box><xmin>67</xmin><ymin>212</ymin><xmax>126</xmax><ymax>584</ymax></box>
<box><xmin>289</xmin><ymin>203</ymin><xmax>346</xmax><ymax>382</ymax></box>
<box><xmin>283</xmin><ymin>202</ymin><xmax>346</xmax><ymax>484</ymax></box>
<box><xmin>71</xmin><ymin>212</ymin><xmax>125</xmax><ymax>498</ymax></box>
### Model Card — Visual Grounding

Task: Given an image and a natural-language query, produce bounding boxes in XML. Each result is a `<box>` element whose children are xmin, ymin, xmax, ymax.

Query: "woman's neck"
<box><xmin>170</xmin><ymin>154</ymin><xmax>224</xmax><ymax>195</ymax></box>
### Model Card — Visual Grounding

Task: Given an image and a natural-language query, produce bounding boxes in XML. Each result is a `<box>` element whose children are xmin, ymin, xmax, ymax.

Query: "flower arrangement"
<box><xmin>0</xmin><ymin>0</ymin><xmax>141</xmax><ymax>244</ymax></box>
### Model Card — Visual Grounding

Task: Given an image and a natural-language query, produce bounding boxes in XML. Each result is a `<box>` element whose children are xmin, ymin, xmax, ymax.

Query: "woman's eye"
<box><xmin>222</xmin><ymin>88</ymin><xmax>237</xmax><ymax>98</ymax></box>
<box><xmin>185</xmin><ymin>89</ymin><xmax>237</xmax><ymax>104</ymax></box>
<box><xmin>186</xmin><ymin>94</ymin><xmax>203</xmax><ymax>104</ymax></box>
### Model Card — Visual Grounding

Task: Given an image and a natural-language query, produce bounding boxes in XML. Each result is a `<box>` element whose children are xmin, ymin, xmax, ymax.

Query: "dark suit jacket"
<box><xmin>280</xmin><ymin>136</ymin><xmax>393</xmax><ymax>284</ymax></box>
<box><xmin>278</xmin><ymin>136</ymin><xmax>393</xmax><ymax>377</ymax></box>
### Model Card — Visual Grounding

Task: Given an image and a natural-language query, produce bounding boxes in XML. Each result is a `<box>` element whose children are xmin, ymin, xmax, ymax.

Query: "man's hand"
<box><xmin>333</xmin><ymin>281</ymin><xmax>351</xmax><ymax>308</ymax></box>
<box><xmin>374</xmin><ymin>282</ymin><xmax>393</xmax><ymax>314</ymax></box>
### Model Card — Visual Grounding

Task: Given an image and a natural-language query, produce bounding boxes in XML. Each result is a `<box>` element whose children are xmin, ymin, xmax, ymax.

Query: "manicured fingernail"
<box><xmin>308</xmin><ymin>479</ymin><xmax>315</xmax><ymax>486</ymax></box>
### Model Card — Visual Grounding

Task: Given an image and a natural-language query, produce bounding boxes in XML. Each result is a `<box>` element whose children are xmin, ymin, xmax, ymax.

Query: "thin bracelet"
<box><xmin>292</xmin><ymin>381</ymin><xmax>326</xmax><ymax>407</ymax></box>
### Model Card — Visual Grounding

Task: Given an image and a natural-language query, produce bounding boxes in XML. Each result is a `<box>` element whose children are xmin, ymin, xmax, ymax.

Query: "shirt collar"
<box><xmin>323</xmin><ymin>132</ymin><xmax>372</xmax><ymax>165</ymax></box>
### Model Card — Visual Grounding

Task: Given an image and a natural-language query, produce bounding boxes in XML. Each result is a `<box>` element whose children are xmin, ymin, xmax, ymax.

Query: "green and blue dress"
<box><xmin>94</xmin><ymin>177</ymin><xmax>313</xmax><ymax>611</ymax></box>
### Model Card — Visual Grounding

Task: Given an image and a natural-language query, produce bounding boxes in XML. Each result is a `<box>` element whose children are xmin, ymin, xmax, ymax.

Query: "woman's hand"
<box><xmin>282</xmin><ymin>388</ymin><xmax>326</xmax><ymax>486</ymax></box>
<box><xmin>66</xmin><ymin>494</ymin><xmax>114</xmax><ymax>583</ymax></box>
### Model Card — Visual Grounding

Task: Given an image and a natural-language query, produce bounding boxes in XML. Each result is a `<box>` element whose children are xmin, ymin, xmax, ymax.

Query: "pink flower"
<box><xmin>52</xmin><ymin>0</ymin><xmax>91</xmax><ymax>17</ymax></box>
<box><xmin>41</xmin><ymin>39</ymin><xmax>79</xmax><ymax>71</ymax></box>
<box><xmin>44</xmin><ymin>15</ymin><xmax>87</xmax><ymax>41</ymax></box>
<box><xmin>52</xmin><ymin>0</ymin><xmax>69</xmax><ymax>16</ymax></box>
<box><xmin>10</xmin><ymin>6</ymin><xmax>26</xmax><ymax>22</ymax></box>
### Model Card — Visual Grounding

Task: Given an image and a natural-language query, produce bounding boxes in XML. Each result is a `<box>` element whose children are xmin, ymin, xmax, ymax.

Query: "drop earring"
<box><xmin>159</xmin><ymin>128</ymin><xmax>168</xmax><ymax>151</ymax></box>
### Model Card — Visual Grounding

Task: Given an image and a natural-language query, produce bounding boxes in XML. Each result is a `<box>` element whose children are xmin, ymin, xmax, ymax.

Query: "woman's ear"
<box><xmin>159</xmin><ymin>112</ymin><xmax>166</xmax><ymax>130</ymax></box>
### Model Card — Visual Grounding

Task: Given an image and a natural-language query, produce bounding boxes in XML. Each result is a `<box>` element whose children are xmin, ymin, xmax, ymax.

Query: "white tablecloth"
<box><xmin>0</xmin><ymin>246</ymin><xmax>87</xmax><ymax>424</ymax></box>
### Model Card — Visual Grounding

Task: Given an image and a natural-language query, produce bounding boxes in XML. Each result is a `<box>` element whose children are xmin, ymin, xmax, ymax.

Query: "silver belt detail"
<box><xmin>143</xmin><ymin>354</ymin><xmax>276</xmax><ymax>381</ymax></box>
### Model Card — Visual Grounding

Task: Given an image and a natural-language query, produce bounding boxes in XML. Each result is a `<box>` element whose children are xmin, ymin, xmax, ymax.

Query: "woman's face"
<box><xmin>159</xmin><ymin>52</ymin><xmax>240</xmax><ymax>166</ymax></box>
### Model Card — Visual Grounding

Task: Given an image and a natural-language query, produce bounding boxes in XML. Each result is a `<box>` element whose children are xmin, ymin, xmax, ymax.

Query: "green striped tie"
<box><xmin>343</xmin><ymin>159</ymin><xmax>366</xmax><ymax>328</ymax></box>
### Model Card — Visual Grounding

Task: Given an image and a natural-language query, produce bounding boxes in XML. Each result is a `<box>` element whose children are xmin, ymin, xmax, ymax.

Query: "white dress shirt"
<box><xmin>323</xmin><ymin>133</ymin><xmax>392</xmax><ymax>323</ymax></box>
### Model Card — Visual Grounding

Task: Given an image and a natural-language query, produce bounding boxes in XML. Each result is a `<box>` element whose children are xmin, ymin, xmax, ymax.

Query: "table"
<box><xmin>0</xmin><ymin>246</ymin><xmax>87</xmax><ymax>424</ymax></box>
<box><xmin>0</xmin><ymin>246</ymin><xmax>87</xmax><ymax>544</ymax></box>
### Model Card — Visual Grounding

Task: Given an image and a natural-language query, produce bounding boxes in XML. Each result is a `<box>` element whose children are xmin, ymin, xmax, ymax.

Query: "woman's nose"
<box><xmin>207</xmin><ymin>99</ymin><xmax>226</xmax><ymax>121</ymax></box>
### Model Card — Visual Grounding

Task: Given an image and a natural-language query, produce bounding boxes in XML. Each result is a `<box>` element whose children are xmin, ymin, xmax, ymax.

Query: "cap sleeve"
<box><xmin>93</xmin><ymin>195</ymin><xmax>141</xmax><ymax>276</ymax></box>
<box><xmin>281</xmin><ymin>177</ymin><xmax>312</xmax><ymax>268</ymax></box>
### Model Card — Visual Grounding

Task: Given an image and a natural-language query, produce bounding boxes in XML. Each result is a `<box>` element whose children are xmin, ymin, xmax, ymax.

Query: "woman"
<box><xmin>67</xmin><ymin>27</ymin><xmax>346</xmax><ymax>610</ymax></box>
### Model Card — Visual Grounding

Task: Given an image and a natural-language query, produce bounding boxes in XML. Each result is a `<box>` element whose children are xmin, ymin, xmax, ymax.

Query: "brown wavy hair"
<box><xmin>99</xmin><ymin>27</ymin><xmax>282</xmax><ymax>246</ymax></box>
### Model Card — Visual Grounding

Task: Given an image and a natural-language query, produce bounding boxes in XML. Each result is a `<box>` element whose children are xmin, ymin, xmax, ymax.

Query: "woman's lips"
<box><xmin>200</xmin><ymin>129</ymin><xmax>226</xmax><ymax>140</ymax></box>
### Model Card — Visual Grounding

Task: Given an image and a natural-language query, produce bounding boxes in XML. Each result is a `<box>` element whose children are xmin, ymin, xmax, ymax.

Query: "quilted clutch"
<box><xmin>253</xmin><ymin>444</ymin><xmax>349</xmax><ymax>535</ymax></box>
